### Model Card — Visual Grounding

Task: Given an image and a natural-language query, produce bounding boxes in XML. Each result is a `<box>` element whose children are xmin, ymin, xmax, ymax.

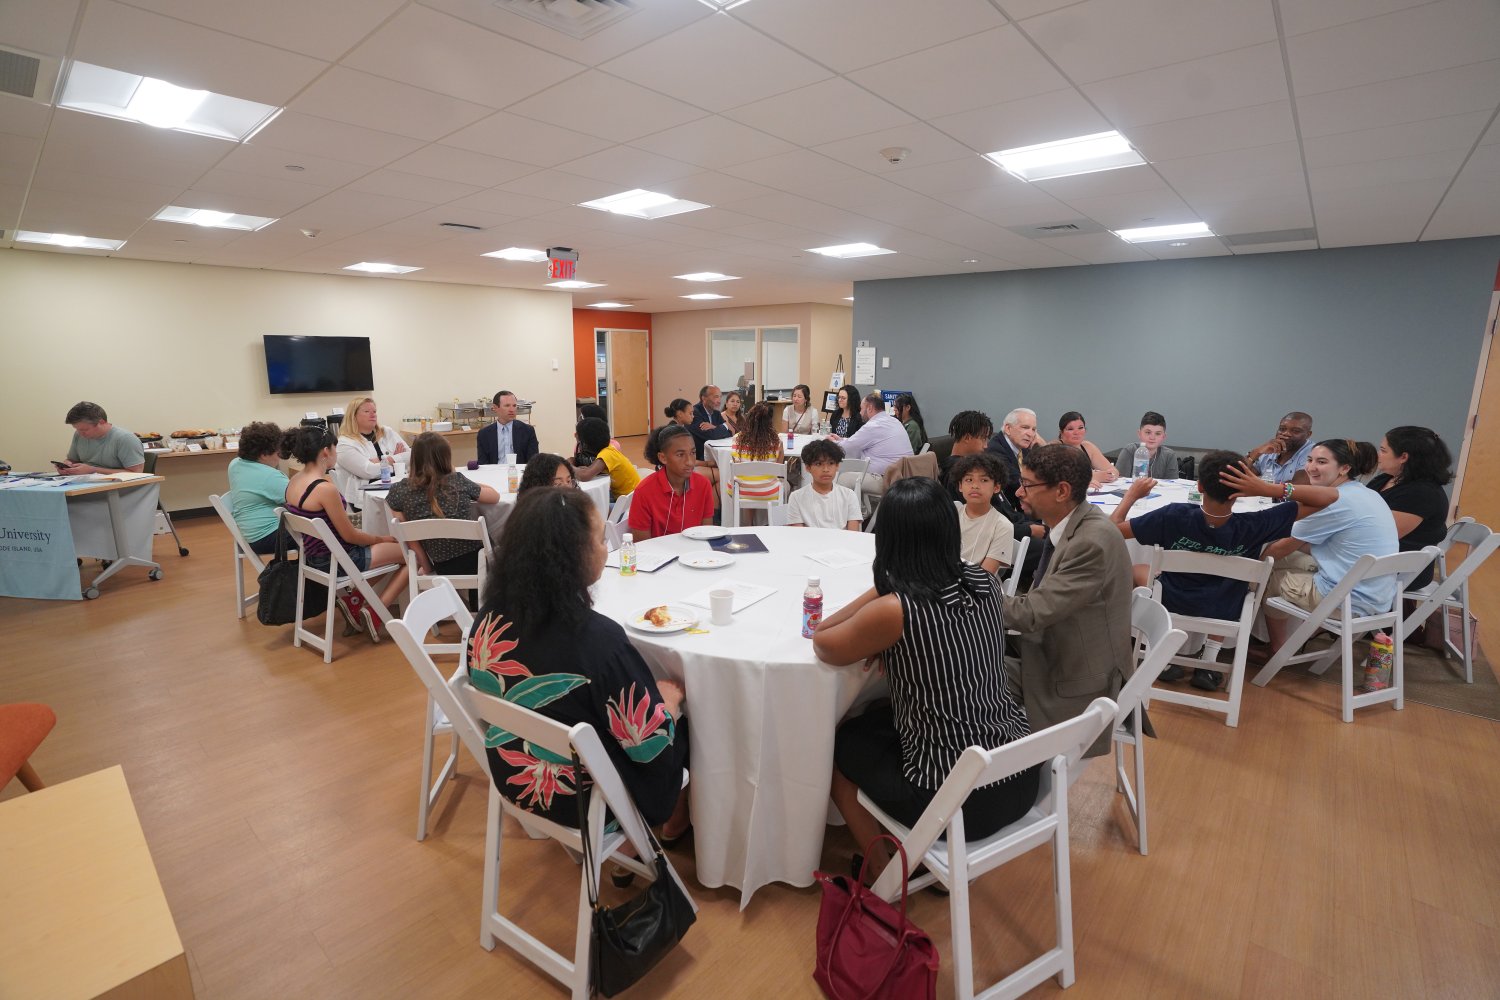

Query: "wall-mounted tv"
<box><xmin>264</xmin><ymin>335</ymin><xmax>374</xmax><ymax>394</ymax></box>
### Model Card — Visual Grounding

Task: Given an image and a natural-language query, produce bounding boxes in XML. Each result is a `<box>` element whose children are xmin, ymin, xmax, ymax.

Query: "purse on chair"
<box><xmin>575</xmin><ymin>759</ymin><xmax>697</xmax><ymax>997</ymax></box>
<box><xmin>256</xmin><ymin>517</ymin><xmax>322</xmax><ymax>625</ymax></box>
<box><xmin>813</xmin><ymin>834</ymin><xmax>939</xmax><ymax>1000</ymax></box>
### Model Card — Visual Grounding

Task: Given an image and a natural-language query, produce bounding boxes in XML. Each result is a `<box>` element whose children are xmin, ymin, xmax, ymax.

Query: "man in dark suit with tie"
<box><xmin>1003</xmin><ymin>444</ymin><xmax>1136</xmax><ymax>757</ymax></box>
<box><xmin>689</xmin><ymin>383</ymin><xmax>732</xmax><ymax>459</ymax></box>
<box><xmin>476</xmin><ymin>389</ymin><xmax>539</xmax><ymax>465</ymax></box>
<box><xmin>985</xmin><ymin>407</ymin><xmax>1038</xmax><ymax>509</ymax></box>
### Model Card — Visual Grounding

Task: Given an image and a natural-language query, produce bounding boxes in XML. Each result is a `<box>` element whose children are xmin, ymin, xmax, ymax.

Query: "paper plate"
<box><xmin>680</xmin><ymin>553</ymin><xmax>736</xmax><ymax>570</ymax></box>
<box><xmin>682</xmin><ymin>526</ymin><xmax>728</xmax><ymax>540</ymax></box>
<box><xmin>626</xmin><ymin>604</ymin><xmax>699</xmax><ymax>634</ymax></box>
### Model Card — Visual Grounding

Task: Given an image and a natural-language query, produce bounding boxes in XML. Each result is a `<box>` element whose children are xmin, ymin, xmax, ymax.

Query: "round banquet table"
<box><xmin>590</xmin><ymin>525</ymin><xmax>886</xmax><ymax>907</ymax></box>
<box><xmin>361</xmin><ymin>465</ymin><xmax>609</xmax><ymax>543</ymax></box>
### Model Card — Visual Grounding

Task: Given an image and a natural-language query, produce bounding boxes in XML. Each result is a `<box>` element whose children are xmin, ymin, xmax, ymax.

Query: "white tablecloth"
<box><xmin>590</xmin><ymin>526</ymin><xmax>885</xmax><ymax>906</ymax></box>
<box><xmin>361</xmin><ymin>466</ymin><xmax>609</xmax><ymax>542</ymax></box>
<box><xmin>1087</xmin><ymin>477</ymin><xmax>1279</xmax><ymax>564</ymax></box>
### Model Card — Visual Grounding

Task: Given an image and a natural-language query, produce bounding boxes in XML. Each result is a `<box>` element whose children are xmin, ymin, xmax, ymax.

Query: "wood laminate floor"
<box><xmin>3</xmin><ymin>517</ymin><xmax>1499</xmax><ymax>999</ymax></box>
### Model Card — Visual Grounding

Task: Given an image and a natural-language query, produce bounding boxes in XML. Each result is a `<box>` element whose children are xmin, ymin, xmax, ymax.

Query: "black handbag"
<box><xmin>575</xmin><ymin>756</ymin><xmax>696</xmax><ymax>997</ymax></box>
<box><xmin>255</xmin><ymin>519</ymin><xmax>323</xmax><ymax>625</ymax></box>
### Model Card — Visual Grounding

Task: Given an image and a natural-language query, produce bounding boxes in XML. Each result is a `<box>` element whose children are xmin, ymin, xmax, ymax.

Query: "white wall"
<box><xmin>0</xmin><ymin>248</ymin><xmax>577</xmax><ymax>477</ymax></box>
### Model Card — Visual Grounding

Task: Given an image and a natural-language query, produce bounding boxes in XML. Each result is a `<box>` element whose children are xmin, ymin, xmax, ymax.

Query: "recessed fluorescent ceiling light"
<box><xmin>681</xmin><ymin>293</ymin><xmax>731</xmax><ymax>300</ymax></box>
<box><xmin>482</xmin><ymin>247</ymin><xmax>548</xmax><ymax>262</ymax></box>
<box><xmin>344</xmin><ymin>262</ymin><xmax>422</xmax><ymax>274</ymax></box>
<box><xmin>1113</xmin><ymin>222</ymin><xmax>1215</xmax><ymax>244</ymax></box>
<box><xmin>697</xmin><ymin>0</ymin><xmax>753</xmax><ymax>10</ymax></box>
<box><xmin>154</xmin><ymin>206</ymin><xmax>276</xmax><ymax>231</ymax></box>
<box><xmin>588</xmin><ymin>302</ymin><xmax>630</xmax><ymax>308</ymax></box>
<box><xmin>807</xmin><ymin>243</ymin><xmax>895</xmax><ymax>258</ymax></box>
<box><xmin>59</xmin><ymin>62</ymin><xmax>281</xmax><ymax>141</ymax></box>
<box><xmin>984</xmin><ymin>131</ymin><xmax>1145</xmax><ymax>183</ymax></box>
<box><xmin>674</xmin><ymin>271</ymin><xmax>739</xmax><ymax>282</ymax></box>
<box><xmin>547</xmin><ymin>279</ymin><xmax>605</xmax><ymax>289</ymax></box>
<box><xmin>15</xmin><ymin>230</ymin><xmax>125</xmax><ymax>251</ymax></box>
<box><xmin>578</xmin><ymin>189</ymin><xmax>709</xmax><ymax>220</ymax></box>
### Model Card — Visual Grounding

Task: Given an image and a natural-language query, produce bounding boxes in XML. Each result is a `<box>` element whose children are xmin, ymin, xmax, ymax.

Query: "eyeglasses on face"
<box><xmin>1015</xmin><ymin>479</ymin><xmax>1053</xmax><ymax>493</ymax></box>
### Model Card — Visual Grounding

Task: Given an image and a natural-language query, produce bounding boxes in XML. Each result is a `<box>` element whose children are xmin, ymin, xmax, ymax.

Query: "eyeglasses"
<box><xmin>1015</xmin><ymin>479</ymin><xmax>1053</xmax><ymax>493</ymax></box>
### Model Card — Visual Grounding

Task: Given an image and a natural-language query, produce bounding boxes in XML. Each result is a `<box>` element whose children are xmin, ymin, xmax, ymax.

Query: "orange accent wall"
<box><xmin>572</xmin><ymin>308</ymin><xmax>653</xmax><ymax>403</ymax></box>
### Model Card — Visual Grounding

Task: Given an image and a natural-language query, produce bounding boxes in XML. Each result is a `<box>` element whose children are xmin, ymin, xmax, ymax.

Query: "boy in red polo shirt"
<box><xmin>629</xmin><ymin>424</ymin><xmax>715</xmax><ymax>540</ymax></box>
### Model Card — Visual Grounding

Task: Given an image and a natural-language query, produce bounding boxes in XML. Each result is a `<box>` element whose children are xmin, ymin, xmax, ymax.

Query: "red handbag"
<box><xmin>813</xmin><ymin>835</ymin><xmax>939</xmax><ymax>1000</ymax></box>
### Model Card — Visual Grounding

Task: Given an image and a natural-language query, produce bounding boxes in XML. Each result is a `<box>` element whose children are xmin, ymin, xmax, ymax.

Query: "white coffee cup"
<box><xmin>505</xmin><ymin>452</ymin><xmax>518</xmax><ymax>466</ymax></box>
<box><xmin>709</xmin><ymin>588</ymin><xmax>734</xmax><ymax>626</ymax></box>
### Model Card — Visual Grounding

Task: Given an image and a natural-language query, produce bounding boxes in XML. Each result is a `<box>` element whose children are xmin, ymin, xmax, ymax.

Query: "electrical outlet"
<box><xmin>881</xmin><ymin>357</ymin><xmax>890</xmax><ymax>368</ymax></box>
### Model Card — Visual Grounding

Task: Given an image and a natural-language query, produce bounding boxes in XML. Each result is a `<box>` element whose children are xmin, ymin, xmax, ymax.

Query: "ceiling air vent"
<box><xmin>1038</xmin><ymin>223</ymin><xmax>1079</xmax><ymax>232</ymax></box>
<box><xmin>0</xmin><ymin>47</ymin><xmax>60</xmax><ymax>102</ymax></box>
<box><xmin>1222</xmin><ymin>228</ymin><xmax>1318</xmax><ymax>247</ymax></box>
<box><xmin>491</xmin><ymin>0</ymin><xmax>639</xmax><ymax>39</ymax></box>
<box><xmin>1006</xmin><ymin>219</ymin><xmax>1108</xmax><ymax>238</ymax></box>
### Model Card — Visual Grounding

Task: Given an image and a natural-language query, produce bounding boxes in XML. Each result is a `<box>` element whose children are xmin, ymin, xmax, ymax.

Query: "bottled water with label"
<box><xmin>1132</xmin><ymin>443</ymin><xmax>1150</xmax><ymax>480</ymax></box>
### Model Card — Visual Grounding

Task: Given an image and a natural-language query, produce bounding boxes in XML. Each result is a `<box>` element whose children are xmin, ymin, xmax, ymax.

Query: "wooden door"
<box><xmin>607</xmin><ymin>329</ymin><xmax>651</xmax><ymax>438</ymax></box>
<box><xmin>1452</xmin><ymin>262</ymin><xmax>1500</xmax><ymax>664</ymax></box>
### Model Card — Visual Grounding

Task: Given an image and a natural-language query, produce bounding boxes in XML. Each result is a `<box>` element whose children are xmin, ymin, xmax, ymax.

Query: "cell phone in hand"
<box><xmin>52</xmin><ymin>460</ymin><xmax>69</xmax><ymax>469</ymax></box>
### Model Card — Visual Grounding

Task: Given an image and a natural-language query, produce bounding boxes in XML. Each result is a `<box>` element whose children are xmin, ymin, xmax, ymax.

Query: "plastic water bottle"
<box><xmin>619</xmin><ymin>533</ymin><xmax>637</xmax><ymax>577</ymax></box>
<box><xmin>788</xmin><ymin>426</ymin><xmax>795</xmax><ymax>449</ymax></box>
<box><xmin>506</xmin><ymin>463</ymin><xmax>520</xmax><ymax>492</ymax></box>
<box><xmin>1132</xmin><ymin>442</ymin><xmax>1150</xmax><ymax>480</ymax></box>
<box><xmin>801</xmin><ymin>576</ymin><xmax>823</xmax><ymax>637</ymax></box>
<box><xmin>380</xmin><ymin>461</ymin><xmax>392</xmax><ymax>485</ymax></box>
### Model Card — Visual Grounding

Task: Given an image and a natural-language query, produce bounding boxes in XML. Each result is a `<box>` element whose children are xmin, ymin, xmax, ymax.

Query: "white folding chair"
<box><xmin>727</xmin><ymin>459</ymin><xmax>789</xmax><ymax>528</ymax></box>
<box><xmin>918</xmin><ymin>441</ymin><xmax>932</xmax><ymax>455</ymax></box>
<box><xmin>1143</xmin><ymin>548</ymin><xmax>1273</xmax><ymax>728</ymax></box>
<box><xmin>1106</xmin><ymin>589</ymin><xmax>1188</xmax><ymax>855</ymax></box>
<box><xmin>604</xmin><ymin>520</ymin><xmax>625</xmax><ymax>551</ymax></box>
<box><xmin>282</xmin><ymin>512</ymin><xmax>397</xmax><ymax>662</ymax></box>
<box><xmin>208</xmin><ymin>493</ymin><xmax>279</xmax><ymax>620</ymax></box>
<box><xmin>837</xmin><ymin>458</ymin><xmax>869</xmax><ymax>512</ymax></box>
<box><xmin>607</xmin><ymin>491</ymin><xmax>633</xmax><ymax>526</ymax></box>
<box><xmin>389</xmin><ymin>581</ymin><xmax>478</xmax><ymax>841</ymax></box>
<box><xmin>447</xmin><ymin>671</ymin><xmax>696</xmax><ymax>998</ymax></box>
<box><xmin>1003</xmin><ymin>533</ymin><xmax>1031</xmax><ymax>598</ymax></box>
<box><xmin>1400</xmin><ymin>518</ymin><xmax>1499</xmax><ymax>684</ymax></box>
<box><xmin>391</xmin><ymin>518</ymin><xmax>493</xmax><ymax>656</ymax></box>
<box><xmin>864</xmin><ymin>698</ymin><xmax>1117</xmax><ymax>1000</ymax></box>
<box><xmin>1253</xmin><ymin>547</ymin><xmax>1441</xmax><ymax>722</ymax></box>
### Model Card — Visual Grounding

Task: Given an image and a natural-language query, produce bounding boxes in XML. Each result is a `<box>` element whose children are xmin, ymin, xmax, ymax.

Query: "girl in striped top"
<box><xmin>814</xmin><ymin>477</ymin><xmax>1037</xmax><ymax>884</ymax></box>
<box><xmin>728</xmin><ymin>402</ymin><xmax>786</xmax><ymax>502</ymax></box>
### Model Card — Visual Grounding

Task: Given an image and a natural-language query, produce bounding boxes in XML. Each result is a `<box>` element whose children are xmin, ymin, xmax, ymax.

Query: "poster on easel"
<box><xmin>829</xmin><ymin>354</ymin><xmax>845</xmax><ymax>390</ymax></box>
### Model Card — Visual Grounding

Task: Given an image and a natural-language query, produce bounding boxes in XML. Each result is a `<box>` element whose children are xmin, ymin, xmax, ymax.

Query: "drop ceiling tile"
<box><xmin>1424</xmin><ymin>175</ymin><xmax>1500</xmax><ymax>240</ymax></box>
<box><xmin>342</xmin><ymin>5</ymin><xmax>585</xmax><ymax>109</ymax></box>
<box><xmin>110</xmin><ymin>0</ymin><xmax>404</xmax><ymax>61</ymax></box>
<box><xmin>1286</xmin><ymin>0</ymin><xmax>1500</xmax><ymax>95</ymax></box>
<box><xmin>216</xmin><ymin>141</ymin><xmax>371</xmax><ymax>189</ymax></box>
<box><xmin>1310</xmin><ymin>149</ymin><xmax>1469</xmax><ymax>190</ymax></box>
<box><xmin>1141</xmin><ymin>238</ymin><xmax>1231</xmax><ymax>259</ymax></box>
<box><xmin>557</xmin><ymin>146</ymin><xmax>702</xmax><ymax>187</ymax></box>
<box><xmin>629</xmin><ymin>116</ymin><xmax>798</xmax><ymax>170</ymax></box>
<box><xmin>1303</xmin><ymin>112</ymin><xmax>1492</xmax><ymax>169</ymax></box>
<box><xmin>1187</xmin><ymin>188</ymin><xmax>1314</xmax><ymax>235</ymax></box>
<box><xmin>287</xmin><ymin>188</ymin><xmax>435</xmax><ymax>230</ymax></box>
<box><xmin>346</xmin><ymin>168</ymin><xmax>483</xmax><ymax>204</ymax></box>
<box><xmin>859</xmin><ymin>196</ymin><xmax>985</xmax><ymax>234</ymax></box>
<box><xmin>938</xmin><ymin>183</ymin><xmax>1075</xmax><ymax>228</ymax></box>
<box><xmin>0</xmin><ymin>133</ymin><xmax>39</xmax><ymax>179</ymax></box>
<box><xmin>1083</xmin><ymin>42</ymin><xmax>1290</xmax><ymax>129</ymax></box>
<box><xmin>600</xmin><ymin>14</ymin><xmax>829</xmax><ymax>112</ymax></box>
<box><xmin>41</xmin><ymin>110</ymin><xmax>229</xmax><ymax>186</ymax></box>
<box><xmin>1061</xmin><ymin>189</ymin><xmax>1199</xmax><ymax>231</ymax></box>
<box><xmin>290</xmin><ymin>67</ymin><xmax>494</xmax><ymax>142</ymax></box>
<box><xmin>386</xmin><ymin>146</ymin><xmax>537</xmax><ymax>188</ymax></box>
<box><xmin>374</xmin><ymin>205</ymin><xmax>518</xmax><ymax>240</ymax></box>
<box><xmin>418</xmin><ymin>0</ymin><xmax>712</xmax><ymax>69</ymax></box>
<box><xmin>1483</xmin><ymin>117</ymin><xmax>1500</xmax><ymax>145</ymax></box>
<box><xmin>0</xmin><ymin>100</ymin><xmax>52</xmax><ymax>140</ymax></box>
<box><xmin>930</xmin><ymin>88</ymin><xmax>1110</xmax><ymax>154</ymax></box>
<box><xmin>444</xmin><ymin>188</ymin><xmax>571</xmax><ymax>219</ymax></box>
<box><xmin>1127</xmin><ymin>101</ymin><xmax>1296</xmax><ymax>162</ymax></box>
<box><xmin>1032</xmin><ymin>163</ymin><xmax>1170</xmax><ymax>201</ymax></box>
<box><xmin>728</xmin><ymin>192</ymin><xmax>876</xmax><ymax>236</ymax></box>
<box><xmin>1295</xmin><ymin>60</ymin><xmax>1500</xmax><ymax>138</ymax></box>
<box><xmin>1278</xmin><ymin>0</ymin><xmax>1436</xmax><ymax>36</ymax></box>
<box><xmin>722</xmin><ymin>78</ymin><xmax>914</xmax><ymax>147</ymax></box>
<box><xmin>182</xmin><ymin>168</ymin><xmax>334</xmax><ymax>215</ymax></box>
<box><xmin>505</xmin><ymin>70</ymin><xmax>707</xmax><ymax>144</ymax></box>
<box><xmin>73</xmin><ymin>0</ymin><xmax>328</xmax><ymax>106</ymax></box>
<box><xmin>797</xmin><ymin>173</ymin><xmax>918</xmax><ymax>212</ymax></box>
<box><xmin>248</xmin><ymin>112</ymin><xmax>424</xmax><ymax>168</ymax></box>
<box><xmin>444</xmin><ymin>111</ymin><xmax>613</xmax><ymax>167</ymax></box>
<box><xmin>722</xmin><ymin>148</ymin><xmax>866</xmax><ymax>191</ymax></box>
<box><xmin>1037</xmin><ymin>232</ymin><xmax>1152</xmax><ymax>263</ymax></box>
<box><xmin>847</xmin><ymin>27</ymin><xmax>1070</xmax><ymax>120</ymax></box>
<box><xmin>1022</xmin><ymin>0</ymin><xmax>1276</xmax><ymax>84</ymax></box>
<box><xmin>637</xmin><ymin>222</ymin><xmax>746</xmax><ymax>251</ymax></box>
<box><xmin>498</xmin><ymin>170</ymin><xmax>616</xmax><ymax>205</ymax></box>
<box><xmin>1314</xmin><ymin>179</ymin><xmax>1450</xmax><ymax>245</ymax></box>
<box><xmin>659</xmin><ymin>172</ymin><xmax>777</xmax><ymax>208</ymax></box>
<box><xmin>736</xmin><ymin>0</ymin><xmax>1007</xmax><ymax>73</ymax></box>
<box><xmin>1228</xmin><ymin>239</ymin><xmax>1319</xmax><ymax>254</ymax></box>
<box><xmin>1154</xmin><ymin>141</ymin><xmax>1304</xmax><ymax>189</ymax></box>
<box><xmin>887</xmin><ymin>156</ymin><xmax>1007</xmax><ymax>196</ymax></box>
<box><xmin>999</xmin><ymin>0</ymin><xmax>1086</xmax><ymax>18</ymax></box>
<box><xmin>0</xmin><ymin>0</ymin><xmax>80</xmax><ymax>57</ymax></box>
<box><xmin>814</xmin><ymin>122</ymin><xmax>976</xmax><ymax>178</ymax></box>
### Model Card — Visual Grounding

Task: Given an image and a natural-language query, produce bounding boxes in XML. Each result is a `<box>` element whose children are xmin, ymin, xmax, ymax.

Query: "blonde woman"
<box><xmin>334</xmin><ymin>396</ymin><xmax>406</xmax><ymax>510</ymax></box>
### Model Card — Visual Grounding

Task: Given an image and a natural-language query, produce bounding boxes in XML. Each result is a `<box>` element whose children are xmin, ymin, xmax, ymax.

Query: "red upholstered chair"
<box><xmin>0</xmin><ymin>703</ymin><xmax>57</xmax><ymax>792</ymax></box>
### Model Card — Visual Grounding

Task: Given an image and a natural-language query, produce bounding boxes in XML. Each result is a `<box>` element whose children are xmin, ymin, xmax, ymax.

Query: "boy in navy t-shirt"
<box><xmin>1111</xmin><ymin>450</ymin><xmax>1342</xmax><ymax>690</ymax></box>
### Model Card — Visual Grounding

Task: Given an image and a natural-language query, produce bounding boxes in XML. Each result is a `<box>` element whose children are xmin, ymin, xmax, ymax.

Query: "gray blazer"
<box><xmin>1113</xmin><ymin>443</ymin><xmax>1179</xmax><ymax>480</ymax></box>
<box><xmin>1002</xmin><ymin>502</ymin><xmax>1136</xmax><ymax>757</ymax></box>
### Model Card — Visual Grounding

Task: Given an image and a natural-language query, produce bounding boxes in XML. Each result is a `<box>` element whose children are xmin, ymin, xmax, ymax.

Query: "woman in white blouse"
<box><xmin>785</xmin><ymin>384</ymin><xmax>818</xmax><ymax>435</ymax></box>
<box><xmin>334</xmin><ymin>396</ymin><xmax>406</xmax><ymax>510</ymax></box>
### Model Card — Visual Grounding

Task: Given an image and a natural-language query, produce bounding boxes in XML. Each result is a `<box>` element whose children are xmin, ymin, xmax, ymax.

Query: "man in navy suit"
<box><xmin>986</xmin><ymin>406</ymin><xmax>1037</xmax><ymax>509</ymax></box>
<box><xmin>689</xmin><ymin>383</ymin><xmax>732</xmax><ymax>459</ymax></box>
<box><xmin>477</xmin><ymin>390</ymin><xmax>539</xmax><ymax>465</ymax></box>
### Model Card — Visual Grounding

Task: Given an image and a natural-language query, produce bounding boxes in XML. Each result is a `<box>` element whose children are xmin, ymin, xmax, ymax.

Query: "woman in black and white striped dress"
<box><xmin>814</xmin><ymin>477</ymin><xmax>1039</xmax><ymax>883</ymax></box>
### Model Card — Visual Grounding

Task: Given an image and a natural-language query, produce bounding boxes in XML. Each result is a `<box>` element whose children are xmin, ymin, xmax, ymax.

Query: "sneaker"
<box><xmin>335</xmin><ymin>592</ymin><xmax>363</xmax><ymax>632</ymax></box>
<box><xmin>358</xmin><ymin>604</ymin><xmax>383</xmax><ymax>644</ymax></box>
<box><xmin>1191</xmin><ymin>669</ymin><xmax>1224</xmax><ymax>692</ymax></box>
<box><xmin>1158</xmin><ymin>665</ymin><xmax>1187</xmax><ymax>683</ymax></box>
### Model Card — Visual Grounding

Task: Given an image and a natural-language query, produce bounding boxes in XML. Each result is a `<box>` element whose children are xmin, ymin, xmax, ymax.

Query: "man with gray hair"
<box><xmin>833</xmin><ymin>391</ymin><xmax>913</xmax><ymax>508</ymax></box>
<box><xmin>986</xmin><ymin>406</ymin><xmax>1038</xmax><ymax>508</ymax></box>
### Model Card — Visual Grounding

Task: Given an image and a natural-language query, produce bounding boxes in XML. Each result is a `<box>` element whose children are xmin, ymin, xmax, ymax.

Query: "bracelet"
<box><xmin>1282</xmin><ymin>483</ymin><xmax>1295</xmax><ymax>502</ymax></box>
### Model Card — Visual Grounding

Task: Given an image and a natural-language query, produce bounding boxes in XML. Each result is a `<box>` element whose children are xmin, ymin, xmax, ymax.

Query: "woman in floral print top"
<box><xmin>467</xmin><ymin>487</ymin><xmax>688</xmax><ymax>828</ymax></box>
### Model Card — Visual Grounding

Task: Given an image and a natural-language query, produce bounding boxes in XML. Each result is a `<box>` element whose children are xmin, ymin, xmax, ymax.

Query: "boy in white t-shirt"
<box><xmin>787</xmin><ymin>439</ymin><xmax>862</xmax><ymax>530</ymax></box>
<box><xmin>948</xmin><ymin>453</ymin><xmax>1015</xmax><ymax>574</ymax></box>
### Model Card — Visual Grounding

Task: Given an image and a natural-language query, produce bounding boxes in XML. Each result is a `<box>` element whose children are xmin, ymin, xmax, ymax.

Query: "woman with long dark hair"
<box><xmin>1369</xmin><ymin>425</ymin><xmax>1452</xmax><ymax>596</ymax></box>
<box><xmin>893</xmin><ymin>393</ymin><xmax>928</xmax><ymax>452</ymax></box>
<box><xmin>832</xmin><ymin>384</ymin><xmax>863</xmax><ymax>438</ymax></box>
<box><xmin>467</xmin><ymin>488</ymin><xmax>690</xmax><ymax>834</ymax></box>
<box><xmin>813</xmin><ymin>477</ymin><xmax>1036</xmax><ymax>883</ymax></box>
<box><xmin>518</xmin><ymin>453</ymin><xmax>577</xmax><ymax>493</ymax></box>
<box><xmin>722</xmin><ymin>389</ymin><xmax>745</xmax><ymax>434</ymax></box>
<box><xmin>729</xmin><ymin>402</ymin><xmax>785</xmax><ymax>505</ymax></box>
<box><xmin>385</xmin><ymin>431</ymin><xmax>500</xmax><ymax>578</ymax></box>
<box><xmin>1052</xmin><ymin>410</ymin><xmax>1116</xmax><ymax>484</ymax></box>
<box><xmin>785</xmin><ymin>383</ymin><xmax>817</xmax><ymax>435</ymax></box>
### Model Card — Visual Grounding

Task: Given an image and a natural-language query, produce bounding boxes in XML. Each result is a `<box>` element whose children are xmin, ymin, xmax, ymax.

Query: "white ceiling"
<box><xmin>1</xmin><ymin>0</ymin><xmax>1497</xmax><ymax>311</ymax></box>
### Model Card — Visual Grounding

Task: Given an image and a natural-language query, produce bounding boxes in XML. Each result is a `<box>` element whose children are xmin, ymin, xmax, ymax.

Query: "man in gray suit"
<box><xmin>1003</xmin><ymin>444</ymin><xmax>1136</xmax><ymax>756</ymax></box>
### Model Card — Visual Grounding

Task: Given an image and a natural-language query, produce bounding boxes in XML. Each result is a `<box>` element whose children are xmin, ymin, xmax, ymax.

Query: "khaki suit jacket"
<box><xmin>1002</xmin><ymin>501</ymin><xmax>1135</xmax><ymax>757</ymax></box>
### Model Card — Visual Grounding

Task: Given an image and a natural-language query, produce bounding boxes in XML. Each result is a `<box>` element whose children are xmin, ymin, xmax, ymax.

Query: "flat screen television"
<box><xmin>264</xmin><ymin>335</ymin><xmax>374</xmax><ymax>394</ymax></box>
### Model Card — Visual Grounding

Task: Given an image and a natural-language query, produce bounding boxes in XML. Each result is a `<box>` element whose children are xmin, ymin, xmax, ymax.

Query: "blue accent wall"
<box><xmin>853</xmin><ymin>237</ymin><xmax>1500</xmax><ymax>460</ymax></box>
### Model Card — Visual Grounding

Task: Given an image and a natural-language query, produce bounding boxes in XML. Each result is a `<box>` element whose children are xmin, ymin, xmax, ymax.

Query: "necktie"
<box><xmin>1034</xmin><ymin>534</ymin><xmax>1055</xmax><ymax>584</ymax></box>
